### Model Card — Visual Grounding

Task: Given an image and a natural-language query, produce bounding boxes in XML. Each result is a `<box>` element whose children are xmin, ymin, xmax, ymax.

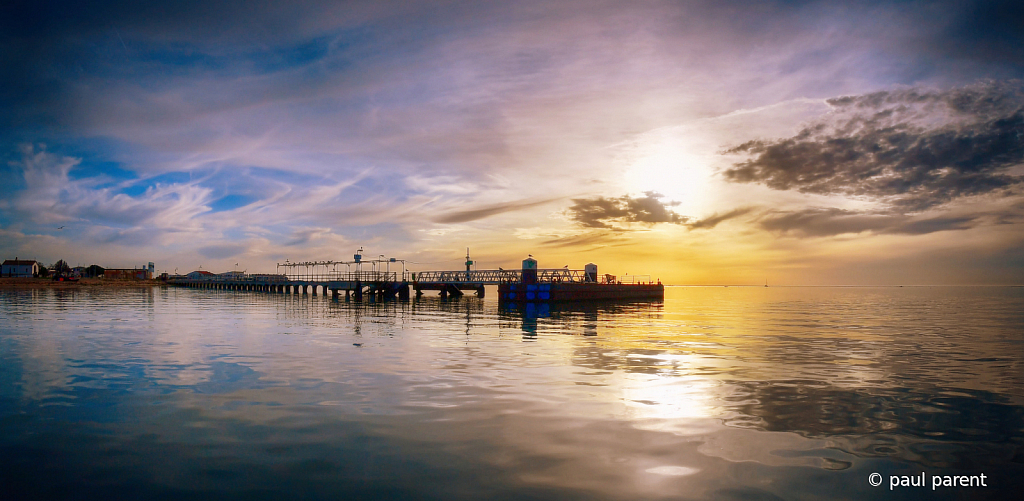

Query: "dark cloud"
<box><xmin>197</xmin><ymin>243</ymin><xmax>247</xmax><ymax>259</ymax></box>
<box><xmin>725</xmin><ymin>81</ymin><xmax>1024</xmax><ymax>212</ymax></box>
<box><xmin>687</xmin><ymin>207</ymin><xmax>755</xmax><ymax>230</ymax></box>
<box><xmin>566</xmin><ymin>192</ymin><xmax>688</xmax><ymax>229</ymax></box>
<box><xmin>757</xmin><ymin>207</ymin><xmax>985</xmax><ymax>237</ymax></box>
<box><xmin>433</xmin><ymin>198</ymin><xmax>560</xmax><ymax>224</ymax></box>
<box><xmin>283</xmin><ymin>228</ymin><xmax>330</xmax><ymax>247</ymax></box>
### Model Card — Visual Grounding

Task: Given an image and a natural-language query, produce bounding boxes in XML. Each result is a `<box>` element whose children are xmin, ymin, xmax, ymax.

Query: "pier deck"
<box><xmin>169</xmin><ymin>271</ymin><xmax>410</xmax><ymax>300</ymax></box>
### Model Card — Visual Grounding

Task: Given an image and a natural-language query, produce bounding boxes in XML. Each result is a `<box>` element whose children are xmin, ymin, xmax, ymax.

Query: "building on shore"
<box><xmin>186</xmin><ymin>270</ymin><xmax>214</xmax><ymax>280</ymax></box>
<box><xmin>83</xmin><ymin>265</ymin><xmax>105</xmax><ymax>278</ymax></box>
<box><xmin>102</xmin><ymin>262</ymin><xmax>155</xmax><ymax>280</ymax></box>
<box><xmin>2</xmin><ymin>258</ymin><xmax>41</xmax><ymax>278</ymax></box>
<box><xmin>103</xmin><ymin>268</ymin><xmax>150</xmax><ymax>280</ymax></box>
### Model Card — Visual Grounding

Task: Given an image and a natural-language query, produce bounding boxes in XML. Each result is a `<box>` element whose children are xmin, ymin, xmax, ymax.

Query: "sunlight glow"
<box><xmin>621</xmin><ymin>135</ymin><xmax>713</xmax><ymax>216</ymax></box>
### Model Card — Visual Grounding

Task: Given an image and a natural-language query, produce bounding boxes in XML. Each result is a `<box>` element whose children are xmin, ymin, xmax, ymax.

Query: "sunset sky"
<box><xmin>2</xmin><ymin>0</ymin><xmax>1022</xmax><ymax>284</ymax></box>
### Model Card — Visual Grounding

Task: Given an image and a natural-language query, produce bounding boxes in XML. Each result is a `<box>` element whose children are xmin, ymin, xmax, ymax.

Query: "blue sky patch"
<box><xmin>209</xmin><ymin>194</ymin><xmax>257</xmax><ymax>212</ymax></box>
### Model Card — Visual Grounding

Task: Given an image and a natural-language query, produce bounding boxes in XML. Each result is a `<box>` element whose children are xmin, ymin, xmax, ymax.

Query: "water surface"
<box><xmin>1</xmin><ymin>286</ymin><xmax>1022</xmax><ymax>499</ymax></box>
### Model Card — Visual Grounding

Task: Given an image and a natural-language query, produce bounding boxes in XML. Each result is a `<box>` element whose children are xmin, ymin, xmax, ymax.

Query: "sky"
<box><xmin>1</xmin><ymin>0</ymin><xmax>1023</xmax><ymax>285</ymax></box>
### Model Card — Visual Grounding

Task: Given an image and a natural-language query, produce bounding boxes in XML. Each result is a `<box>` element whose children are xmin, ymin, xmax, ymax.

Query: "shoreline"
<box><xmin>0</xmin><ymin>278</ymin><xmax>167</xmax><ymax>289</ymax></box>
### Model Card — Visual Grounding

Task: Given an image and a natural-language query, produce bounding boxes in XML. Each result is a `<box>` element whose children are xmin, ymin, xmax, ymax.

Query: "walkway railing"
<box><xmin>414</xmin><ymin>268</ymin><xmax>599</xmax><ymax>284</ymax></box>
<box><xmin>285</xmin><ymin>271</ymin><xmax>399</xmax><ymax>283</ymax></box>
<box><xmin>169</xmin><ymin>271</ymin><xmax>401</xmax><ymax>283</ymax></box>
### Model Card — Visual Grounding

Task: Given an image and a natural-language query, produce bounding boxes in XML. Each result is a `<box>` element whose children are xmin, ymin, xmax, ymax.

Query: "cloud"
<box><xmin>8</xmin><ymin>144</ymin><xmax>81</xmax><ymax>223</ymax></box>
<box><xmin>540</xmin><ymin>232</ymin><xmax>626</xmax><ymax>249</ymax></box>
<box><xmin>432</xmin><ymin>197</ymin><xmax>561</xmax><ymax>224</ymax></box>
<box><xmin>566</xmin><ymin>192</ymin><xmax>688</xmax><ymax>229</ymax></box>
<box><xmin>6</xmin><ymin>144</ymin><xmax>213</xmax><ymax>232</ymax></box>
<box><xmin>197</xmin><ymin>243</ymin><xmax>248</xmax><ymax>260</ymax></box>
<box><xmin>688</xmin><ymin>207</ymin><xmax>756</xmax><ymax>230</ymax></box>
<box><xmin>283</xmin><ymin>227</ymin><xmax>333</xmax><ymax>246</ymax></box>
<box><xmin>756</xmin><ymin>207</ymin><xmax>986</xmax><ymax>237</ymax></box>
<box><xmin>724</xmin><ymin>81</ymin><xmax>1024</xmax><ymax>212</ymax></box>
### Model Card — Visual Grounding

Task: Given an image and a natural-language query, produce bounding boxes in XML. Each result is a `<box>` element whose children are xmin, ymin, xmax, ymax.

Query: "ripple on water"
<box><xmin>0</xmin><ymin>285</ymin><xmax>1022</xmax><ymax>499</ymax></box>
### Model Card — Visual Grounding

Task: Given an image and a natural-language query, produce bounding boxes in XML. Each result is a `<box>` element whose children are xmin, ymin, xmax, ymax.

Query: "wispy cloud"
<box><xmin>8</xmin><ymin>144</ymin><xmax>213</xmax><ymax>232</ymax></box>
<box><xmin>756</xmin><ymin>207</ymin><xmax>989</xmax><ymax>237</ymax></box>
<box><xmin>688</xmin><ymin>207</ymin><xmax>756</xmax><ymax>230</ymax></box>
<box><xmin>540</xmin><ymin>231</ymin><xmax>627</xmax><ymax>249</ymax></box>
<box><xmin>433</xmin><ymin>197</ymin><xmax>561</xmax><ymax>224</ymax></box>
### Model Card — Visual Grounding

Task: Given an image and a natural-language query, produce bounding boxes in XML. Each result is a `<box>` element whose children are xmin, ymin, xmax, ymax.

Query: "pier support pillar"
<box><xmin>398</xmin><ymin>284</ymin><xmax>409</xmax><ymax>300</ymax></box>
<box><xmin>476</xmin><ymin>285</ymin><xmax>485</xmax><ymax>297</ymax></box>
<box><xmin>354</xmin><ymin>282</ymin><xmax>362</xmax><ymax>301</ymax></box>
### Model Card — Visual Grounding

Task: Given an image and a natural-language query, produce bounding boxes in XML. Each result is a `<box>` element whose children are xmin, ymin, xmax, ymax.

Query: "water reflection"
<box><xmin>499</xmin><ymin>299</ymin><xmax>664</xmax><ymax>338</ymax></box>
<box><xmin>0</xmin><ymin>286</ymin><xmax>1022</xmax><ymax>499</ymax></box>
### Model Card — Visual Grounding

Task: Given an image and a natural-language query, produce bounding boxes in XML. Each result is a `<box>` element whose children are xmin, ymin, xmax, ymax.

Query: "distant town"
<box><xmin>1</xmin><ymin>257</ymin><xmax>163</xmax><ymax>281</ymax></box>
<box><xmin>1</xmin><ymin>256</ymin><xmax>288</xmax><ymax>287</ymax></box>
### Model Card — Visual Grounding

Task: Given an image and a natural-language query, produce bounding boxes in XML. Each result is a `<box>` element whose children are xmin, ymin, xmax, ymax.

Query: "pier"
<box><xmin>169</xmin><ymin>271</ymin><xmax>411</xmax><ymax>300</ymax></box>
<box><xmin>411</xmin><ymin>268</ymin><xmax>606</xmax><ymax>297</ymax></box>
<box><xmin>168</xmin><ymin>248</ymin><xmax>412</xmax><ymax>301</ymax></box>
<box><xmin>168</xmin><ymin>249</ymin><xmax>662</xmax><ymax>302</ymax></box>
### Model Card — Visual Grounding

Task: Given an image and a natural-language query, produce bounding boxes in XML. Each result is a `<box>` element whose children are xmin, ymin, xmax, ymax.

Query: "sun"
<box><xmin>620</xmin><ymin>134</ymin><xmax>713</xmax><ymax>217</ymax></box>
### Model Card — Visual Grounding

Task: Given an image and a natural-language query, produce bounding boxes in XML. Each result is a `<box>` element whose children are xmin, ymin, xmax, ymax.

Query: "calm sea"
<box><xmin>1</xmin><ymin>286</ymin><xmax>1022</xmax><ymax>500</ymax></box>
